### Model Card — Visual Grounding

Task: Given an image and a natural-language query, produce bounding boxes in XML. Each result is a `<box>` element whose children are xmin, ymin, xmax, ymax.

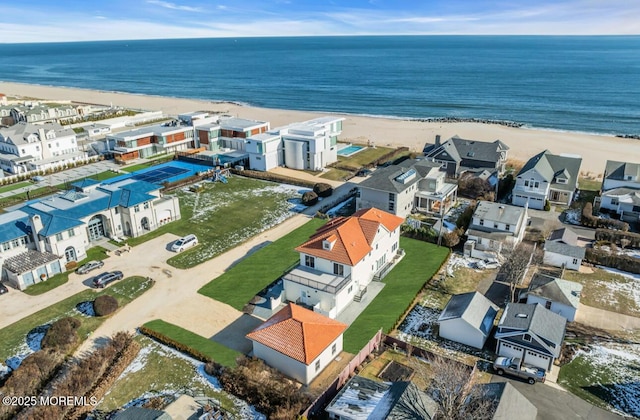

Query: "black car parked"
<box><xmin>0</xmin><ymin>283</ymin><xmax>8</xmax><ymax>295</ymax></box>
<box><xmin>92</xmin><ymin>271</ymin><xmax>124</xmax><ymax>288</ymax></box>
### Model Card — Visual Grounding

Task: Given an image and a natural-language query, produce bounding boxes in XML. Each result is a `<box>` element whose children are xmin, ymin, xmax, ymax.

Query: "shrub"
<box><xmin>585</xmin><ymin>248</ymin><xmax>640</xmax><ymax>274</ymax></box>
<box><xmin>456</xmin><ymin>202</ymin><xmax>477</xmax><ymax>230</ymax></box>
<box><xmin>313</xmin><ymin>182</ymin><xmax>333</xmax><ymax>198</ymax></box>
<box><xmin>138</xmin><ymin>326</ymin><xmax>216</xmax><ymax>364</ymax></box>
<box><xmin>41</xmin><ymin>317</ymin><xmax>81</xmax><ymax>351</ymax></box>
<box><xmin>93</xmin><ymin>295</ymin><xmax>119</xmax><ymax>316</ymax></box>
<box><xmin>544</xmin><ymin>200</ymin><xmax>551</xmax><ymax>211</ymax></box>
<box><xmin>302</xmin><ymin>191</ymin><xmax>319</xmax><ymax>206</ymax></box>
<box><xmin>595</xmin><ymin>229</ymin><xmax>640</xmax><ymax>249</ymax></box>
<box><xmin>65</xmin><ymin>261</ymin><xmax>78</xmax><ymax>271</ymax></box>
<box><xmin>581</xmin><ymin>202</ymin><xmax>629</xmax><ymax>231</ymax></box>
<box><xmin>442</xmin><ymin>229</ymin><xmax>462</xmax><ymax>248</ymax></box>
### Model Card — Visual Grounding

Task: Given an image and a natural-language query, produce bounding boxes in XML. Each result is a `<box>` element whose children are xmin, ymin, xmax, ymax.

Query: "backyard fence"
<box><xmin>302</xmin><ymin>329</ymin><xmax>383</xmax><ymax>418</ymax></box>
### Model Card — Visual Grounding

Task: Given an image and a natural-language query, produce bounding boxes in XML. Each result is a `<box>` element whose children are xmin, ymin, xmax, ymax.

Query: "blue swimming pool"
<box><xmin>338</xmin><ymin>145</ymin><xmax>365</xmax><ymax>157</ymax></box>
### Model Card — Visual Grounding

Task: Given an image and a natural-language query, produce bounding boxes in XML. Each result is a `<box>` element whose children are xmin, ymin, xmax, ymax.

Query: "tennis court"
<box><xmin>104</xmin><ymin>160</ymin><xmax>213</xmax><ymax>186</ymax></box>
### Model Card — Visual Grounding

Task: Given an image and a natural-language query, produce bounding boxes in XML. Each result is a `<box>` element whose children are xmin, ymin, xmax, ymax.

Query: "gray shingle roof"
<box><xmin>544</xmin><ymin>241</ymin><xmax>586</xmax><ymax>259</ymax></box>
<box><xmin>601</xmin><ymin>187</ymin><xmax>640</xmax><ymax>205</ymax></box>
<box><xmin>499</xmin><ymin>303</ymin><xmax>567</xmax><ymax>348</ymax></box>
<box><xmin>473</xmin><ymin>201</ymin><xmax>526</xmax><ymax>226</ymax></box>
<box><xmin>526</xmin><ymin>274</ymin><xmax>582</xmax><ymax>309</ymax></box>
<box><xmin>518</xmin><ymin>150</ymin><xmax>582</xmax><ymax>193</ymax></box>
<box><xmin>605</xmin><ymin>160</ymin><xmax>640</xmax><ymax>182</ymax></box>
<box><xmin>425</xmin><ymin>136</ymin><xmax>508</xmax><ymax>164</ymax></box>
<box><xmin>477</xmin><ymin>382</ymin><xmax>537</xmax><ymax>420</ymax></box>
<box><xmin>358</xmin><ymin>159</ymin><xmax>440</xmax><ymax>194</ymax></box>
<box><xmin>4</xmin><ymin>250</ymin><xmax>60</xmax><ymax>274</ymax></box>
<box><xmin>548</xmin><ymin>227</ymin><xmax>578</xmax><ymax>246</ymax></box>
<box><xmin>438</xmin><ymin>291</ymin><xmax>499</xmax><ymax>336</ymax></box>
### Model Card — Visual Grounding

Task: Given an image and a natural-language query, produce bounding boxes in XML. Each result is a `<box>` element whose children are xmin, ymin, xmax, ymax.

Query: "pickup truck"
<box><xmin>493</xmin><ymin>357</ymin><xmax>546</xmax><ymax>384</ymax></box>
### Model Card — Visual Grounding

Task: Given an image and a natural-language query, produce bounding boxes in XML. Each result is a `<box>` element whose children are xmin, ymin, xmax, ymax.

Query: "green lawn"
<box><xmin>78</xmin><ymin>170</ymin><xmax>122</xmax><ymax>182</ymax></box>
<box><xmin>127</xmin><ymin>177</ymin><xmax>301</xmax><ymax>269</ymax></box>
<box><xmin>143</xmin><ymin>319</ymin><xmax>241</xmax><ymax>367</ymax></box>
<box><xmin>24</xmin><ymin>246</ymin><xmax>110</xmax><ymax>296</ymax></box>
<box><xmin>336</xmin><ymin>146</ymin><xmax>395</xmax><ymax>170</ymax></box>
<box><xmin>98</xmin><ymin>335</ymin><xmax>239</xmax><ymax>414</ymax></box>
<box><xmin>343</xmin><ymin>238</ymin><xmax>450</xmax><ymax>353</ymax></box>
<box><xmin>0</xmin><ymin>276</ymin><xmax>153</xmax><ymax>362</ymax></box>
<box><xmin>578</xmin><ymin>177</ymin><xmax>603</xmax><ymax>191</ymax></box>
<box><xmin>0</xmin><ymin>181</ymin><xmax>31</xmax><ymax>194</ymax></box>
<box><xmin>321</xmin><ymin>168</ymin><xmax>354</xmax><ymax>181</ymax></box>
<box><xmin>198</xmin><ymin>218</ymin><xmax>326</xmax><ymax>310</ymax></box>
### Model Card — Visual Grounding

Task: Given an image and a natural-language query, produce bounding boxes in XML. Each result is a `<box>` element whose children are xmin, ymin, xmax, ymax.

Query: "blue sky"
<box><xmin>2</xmin><ymin>0</ymin><xmax>639</xmax><ymax>42</ymax></box>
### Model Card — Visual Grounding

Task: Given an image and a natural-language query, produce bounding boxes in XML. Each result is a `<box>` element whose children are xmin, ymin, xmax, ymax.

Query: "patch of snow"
<box><xmin>592</xmin><ymin>266</ymin><xmax>640</xmax><ymax>310</ymax></box>
<box><xmin>26</xmin><ymin>324</ymin><xmax>50</xmax><ymax>352</ymax></box>
<box><xmin>118</xmin><ymin>345</ymin><xmax>153</xmax><ymax>377</ymax></box>
<box><xmin>564</xmin><ymin>208</ymin><xmax>581</xmax><ymax>225</ymax></box>
<box><xmin>75</xmin><ymin>301</ymin><xmax>96</xmax><ymax>317</ymax></box>
<box><xmin>0</xmin><ymin>363</ymin><xmax>9</xmax><ymax>380</ymax></box>
<box><xmin>569</xmin><ymin>343</ymin><xmax>640</xmax><ymax>418</ymax></box>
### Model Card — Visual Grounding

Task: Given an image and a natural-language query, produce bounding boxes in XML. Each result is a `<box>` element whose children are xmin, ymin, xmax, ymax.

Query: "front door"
<box><xmin>88</xmin><ymin>216</ymin><xmax>106</xmax><ymax>241</ymax></box>
<box><xmin>65</xmin><ymin>246</ymin><xmax>77</xmax><ymax>262</ymax></box>
<box><xmin>300</xmin><ymin>290</ymin><xmax>309</xmax><ymax>305</ymax></box>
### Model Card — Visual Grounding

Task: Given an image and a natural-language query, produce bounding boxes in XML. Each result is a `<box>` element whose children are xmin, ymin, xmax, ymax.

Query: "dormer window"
<box><xmin>322</xmin><ymin>234</ymin><xmax>337</xmax><ymax>251</ymax></box>
<box><xmin>556</xmin><ymin>178</ymin><xmax>567</xmax><ymax>184</ymax></box>
<box><xmin>524</xmin><ymin>334</ymin><xmax>532</xmax><ymax>342</ymax></box>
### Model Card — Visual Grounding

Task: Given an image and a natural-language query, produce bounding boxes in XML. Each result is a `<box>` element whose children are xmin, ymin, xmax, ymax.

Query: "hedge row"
<box><xmin>138</xmin><ymin>325</ymin><xmax>217</xmax><ymax>365</ymax></box>
<box><xmin>595</xmin><ymin>228</ymin><xmax>640</xmax><ymax>249</ymax></box>
<box><xmin>230</xmin><ymin>168</ymin><xmax>316</xmax><ymax>189</ymax></box>
<box><xmin>581</xmin><ymin>203</ymin><xmax>629</xmax><ymax>231</ymax></box>
<box><xmin>17</xmin><ymin>332</ymin><xmax>136</xmax><ymax>420</ymax></box>
<box><xmin>585</xmin><ymin>248</ymin><xmax>640</xmax><ymax>274</ymax></box>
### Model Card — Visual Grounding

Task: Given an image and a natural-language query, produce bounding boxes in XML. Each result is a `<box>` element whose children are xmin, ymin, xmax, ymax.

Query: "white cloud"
<box><xmin>146</xmin><ymin>0</ymin><xmax>203</xmax><ymax>13</ymax></box>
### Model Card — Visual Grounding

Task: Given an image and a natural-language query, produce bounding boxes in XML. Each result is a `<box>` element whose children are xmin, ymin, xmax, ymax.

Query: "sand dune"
<box><xmin>2</xmin><ymin>81</ymin><xmax>637</xmax><ymax>176</ymax></box>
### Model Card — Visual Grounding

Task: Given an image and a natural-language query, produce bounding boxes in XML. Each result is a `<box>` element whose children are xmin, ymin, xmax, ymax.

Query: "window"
<box><xmin>388</xmin><ymin>193</ymin><xmax>395</xmax><ymax>202</ymax></box>
<box><xmin>611</xmin><ymin>198</ymin><xmax>619</xmax><ymax>205</ymax></box>
<box><xmin>20</xmin><ymin>237</ymin><xmax>28</xmax><ymax>245</ymax></box>
<box><xmin>305</xmin><ymin>255</ymin><xmax>315</xmax><ymax>268</ymax></box>
<box><xmin>392</xmin><ymin>242</ymin><xmax>398</xmax><ymax>252</ymax></box>
<box><xmin>524</xmin><ymin>180</ymin><xmax>529</xmax><ymax>187</ymax></box>
<box><xmin>523</xmin><ymin>334</ymin><xmax>532</xmax><ymax>342</ymax></box>
<box><xmin>494</xmin><ymin>223</ymin><xmax>499</xmax><ymax>229</ymax></box>
<box><xmin>545</xmin><ymin>301</ymin><xmax>552</xmax><ymax>309</ymax></box>
<box><xmin>2</xmin><ymin>242</ymin><xmax>10</xmax><ymax>251</ymax></box>
<box><xmin>479</xmin><ymin>219</ymin><xmax>484</xmax><ymax>226</ymax></box>
<box><xmin>67</xmin><ymin>228</ymin><xmax>75</xmax><ymax>237</ymax></box>
<box><xmin>12</xmin><ymin>239</ymin><xmax>19</xmax><ymax>247</ymax></box>
<box><xmin>572</xmin><ymin>258</ymin><xmax>579</xmax><ymax>265</ymax></box>
<box><xmin>333</xmin><ymin>263</ymin><xmax>344</xmax><ymax>276</ymax></box>
<box><xmin>114</xmin><ymin>207</ymin><xmax>119</xmax><ymax>214</ymax></box>
<box><xmin>332</xmin><ymin>343</ymin><xmax>337</xmax><ymax>355</ymax></box>
<box><xmin>143</xmin><ymin>202</ymin><xmax>150</xmax><ymax>210</ymax></box>
<box><xmin>348</xmin><ymin>285</ymin><xmax>353</xmax><ymax>293</ymax></box>
<box><xmin>505</xmin><ymin>224</ymin><xmax>510</xmax><ymax>231</ymax></box>
<box><xmin>55</xmin><ymin>233</ymin><xmax>63</xmax><ymax>241</ymax></box>
<box><xmin>315</xmin><ymin>360</ymin><xmax>321</xmax><ymax>371</ymax></box>
<box><xmin>134</xmin><ymin>205</ymin><xmax>140</xmax><ymax>213</ymax></box>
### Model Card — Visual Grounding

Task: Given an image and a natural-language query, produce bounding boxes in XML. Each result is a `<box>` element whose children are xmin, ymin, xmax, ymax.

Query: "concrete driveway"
<box><xmin>491</xmin><ymin>376</ymin><xmax>623</xmax><ymax>420</ymax></box>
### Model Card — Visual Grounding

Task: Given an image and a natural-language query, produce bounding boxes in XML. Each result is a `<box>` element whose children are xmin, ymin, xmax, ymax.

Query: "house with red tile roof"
<box><xmin>246</xmin><ymin>303</ymin><xmax>347</xmax><ymax>385</ymax></box>
<box><xmin>283</xmin><ymin>207</ymin><xmax>404</xmax><ymax>318</ymax></box>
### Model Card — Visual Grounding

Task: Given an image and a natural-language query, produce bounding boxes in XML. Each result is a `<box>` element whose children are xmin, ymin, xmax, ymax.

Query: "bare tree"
<box><xmin>499</xmin><ymin>243</ymin><xmax>535</xmax><ymax>303</ymax></box>
<box><xmin>411</xmin><ymin>355</ymin><xmax>497</xmax><ymax>420</ymax></box>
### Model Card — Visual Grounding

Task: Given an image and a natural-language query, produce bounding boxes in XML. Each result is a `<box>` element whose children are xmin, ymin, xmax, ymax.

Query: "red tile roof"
<box><xmin>295</xmin><ymin>208</ymin><xmax>404</xmax><ymax>266</ymax></box>
<box><xmin>246</xmin><ymin>303</ymin><xmax>347</xmax><ymax>364</ymax></box>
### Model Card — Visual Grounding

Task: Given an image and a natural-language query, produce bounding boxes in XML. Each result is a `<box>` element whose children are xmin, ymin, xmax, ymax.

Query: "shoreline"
<box><xmin>2</xmin><ymin>81</ymin><xmax>639</xmax><ymax>176</ymax></box>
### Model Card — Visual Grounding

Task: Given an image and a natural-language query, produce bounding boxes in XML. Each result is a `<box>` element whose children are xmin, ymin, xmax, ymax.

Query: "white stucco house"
<box><xmin>437</xmin><ymin>291</ymin><xmax>499</xmax><ymax>349</ymax></box>
<box><xmin>0</xmin><ymin>177</ymin><xmax>180</xmax><ymax>290</ymax></box>
<box><xmin>495</xmin><ymin>303</ymin><xmax>567</xmax><ymax>372</ymax></box>
<box><xmin>246</xmin><ymin>303</ymin><xmax>347</xmax><ymax>385</ymax></box>
<box><xmin>512</xmin><ymin>150</ymin><xmax>582</xmax><ymax>210</ymax></box>
<box><xmin>599</xmin><ymin>160</ymin><xmax>640</xmax><ymax>223</ymax></box>
<box><xmin>0</xmin><ymin>122</ymin><xmax>87</xmax><ymax>174</ymax></box>
<box><xmin>520</xmin><ymin>274</ymin><xmax>582</xmax><ymax>322</ymax></box>
<box><xmin>283</xmin><ymin>207</ymin><xmax>404</xmax><ymax>319</ymax></box>
<box><xmin>543</xmin><ymin>227</ymin><xmax>586</xmax><ymax>271</ymax></box>
<box><xmin>464</xmin><ymin>201</ymin><xmax>528</xmax><ymax>259</ymax></box>
<box><xmin>357</xmin><ymin>159</ymin><xmax>458</xmax><ymax>218</ymax></box>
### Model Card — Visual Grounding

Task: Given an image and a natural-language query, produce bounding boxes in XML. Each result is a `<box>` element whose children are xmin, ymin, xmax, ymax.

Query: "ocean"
<box><xmin>0</xmin><ymin>36</ymin><xmax>638</xmax><ymax>136</ymax></box>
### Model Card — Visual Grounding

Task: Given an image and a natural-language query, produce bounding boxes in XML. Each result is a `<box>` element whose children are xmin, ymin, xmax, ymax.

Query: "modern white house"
<box><xmin>520</xmin><ymin>274</ymin><xmax>582</xmax><ymax>322</ymax></box>
<box><xmin>512</xmin><ymin>150</ymin><xmax>582</xmax><ymax>210</ymax></box>
<box><xmin>437</xmin><ymin>292</ymin><xmax>499</xmax><ymax>349</ymax></box>
<box><xmin>357</xmin><ymin>159</ymin><xmax>458</xmax><ymax>218</ymax></box>
<box><xmin>108</xmin><ymin>123</ymin><xmax>195</xmax><ymax>162</ymax></box>
<box><xmin>0</xmin><ymin>177</ymin><xmax>180</xmax><ymax>290</ymax></box>
<box><xmin>599</xmin><ymin>160</ymin><xmax>640</xmax><ymax>223</ymax></box>
<box><xmin>543</xmin><ymin>227</ymin><xmax>586</xmax><ymax>271</ymax></box>
<box><xmin>495</xmin><ymin>303</ymin><xmax>567</xmax><ymax>372</ymax></box>
<box><xmin>246</xmin><ymin>303</ymin><xmax>347</xmax><ymax>385</ymax></box>
<box><xmin>0</xmin><ymin>122</ymin><xmax>87</xmax><ymax>173</ymax></box>
<box><xmin>283</xmin><ymin>208</ymin><xmax>404</xmax><ymax>319</ymax></box>
<box><xmin>245</xmin><ymin>132</ymin><xmax>283</xmax><ymax>171</ymax></box>
<box><xmin>464</xmin><ymin>201</ymin><xmax>528</xmax><ymax>259</ymax></box>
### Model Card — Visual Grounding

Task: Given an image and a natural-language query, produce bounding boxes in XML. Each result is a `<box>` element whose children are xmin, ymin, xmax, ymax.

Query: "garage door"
<box><xmin>22</xmin><ymin>272</ymin><xmax>35</xmax><ymax>287</ymax></box>
<box><xmin>524</xmin><ymin>350</ymin><xmax>551</xmax><ymax>371</ymax></box>
<box><xmin>498</xmin><ymin>341</ymin><xmax>524</xmax><ymax>359</ymax></box>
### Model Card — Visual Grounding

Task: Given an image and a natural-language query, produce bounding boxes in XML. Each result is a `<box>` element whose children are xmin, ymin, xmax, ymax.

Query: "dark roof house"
<box><xmin>424</xmin><ymin>135</ymin><xmax>509</xmax><ymax>176</ymax></box>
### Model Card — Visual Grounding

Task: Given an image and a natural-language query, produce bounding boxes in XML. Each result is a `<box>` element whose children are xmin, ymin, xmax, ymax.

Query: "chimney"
<box><xmin>435</xmin><ymin>135</ymin><xmax>441</xmax><ymax>147</ymax></box>
<box><xmin>29</xmin><ymin>215</ymin><xmax>46</xmax><ymax>252</ymax></box>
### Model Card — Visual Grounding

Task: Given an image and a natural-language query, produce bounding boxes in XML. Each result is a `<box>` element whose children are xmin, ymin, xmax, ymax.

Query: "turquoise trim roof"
<box><xmin>0</xmin><ymin>211</ymin><xmax>32</xmax><ymax>243</ymax></box>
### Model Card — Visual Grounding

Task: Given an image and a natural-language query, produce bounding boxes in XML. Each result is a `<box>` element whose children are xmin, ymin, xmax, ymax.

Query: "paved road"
<box><xmin>491</xmin><ymin>376</ymin><xmax>623</xmax><ymax>420</ymax></box>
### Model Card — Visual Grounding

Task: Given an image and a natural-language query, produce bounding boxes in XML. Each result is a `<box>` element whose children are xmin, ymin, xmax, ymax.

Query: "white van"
<box><xmin>171</xmin><ymin>234</ymin><xmax>198</xmax><ymax>252</ymax></box>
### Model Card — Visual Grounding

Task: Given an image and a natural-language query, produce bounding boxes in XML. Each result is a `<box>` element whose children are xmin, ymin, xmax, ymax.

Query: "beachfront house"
<box><xmin>0</xmin><ymin>122</ymin><xmax>87</xmax><ymax>174</ymax></box>
<box><xmin>511</xmin><ymin>150</ymin><xmax>582</xmax><ymax>210</ymax></box>
<box><xmin>357</xmin><ymin>159</ymin><xmax>458</xmax><ymax>218</ymax></box>
<box><xmin>246</xmin><ymin>303</ymin><xmax>347</xmax><ymax>385</ymax></box>
<box><xmin>520</xmin><ymin>274</ymin><xmax>582</xmax><ymax>322</ymax></box>
<box><xmin>282</xmin><ymin>208</ymin><xmax>404</xmax><ymax>318</ymax></box>
<box><xmin>325</xmin><ymin>375</ymin><xmax>438</xmax><ymax>419</ymax></box>
<box><xmin>437</xmin><ymin>291</ymin><xmax>499</xmax><ymax>349</ymax></box>
<box><xmin>10</xmin><ymin>103</ymin><xmax>79</xmax><ymax>125</ymax></box>
<box><xmin>495</xmin><ymin>303</ymin><xmax>567</xmax><ymax>372</ymax></box>
<box><xmin>108</xmin><ymin>123</ymin><xmax>195</xmax><ymax>162</ymax></box>
<box><xmin>599</xmin><ymin>160</ymin><xmax>640</xmax><ymax>222</ymax></box>
<box><xmin>464</xmin><ymin>201</ymin><xmax>527</xmax><ymax>259</ymax></box>
<box><xmin>0</xmin><ymin>177</ymin><xmax>180</xmax><ymax>290</ymax></box>
<box><xmin>543</xmin><ymin>227</ymin><xmax>586</xmax><ymax>271</ymax></box>
<box><xmin>423</xmin><ymin>135</ymin><xmax>510</xmax><ymax>177</ymax></box>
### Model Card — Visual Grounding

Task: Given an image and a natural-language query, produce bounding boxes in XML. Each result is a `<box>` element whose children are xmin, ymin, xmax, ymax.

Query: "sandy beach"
<box><xmin>1</xmin><ymin>81</ymin><xmax>638</xmax><ymax>176</ymax></box>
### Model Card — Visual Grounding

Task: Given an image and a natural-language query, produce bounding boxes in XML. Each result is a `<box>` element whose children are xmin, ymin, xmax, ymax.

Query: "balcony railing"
<box><xmin>284</xmin><ymin>271</ymin><xmax>352</xmax><ymax>294</ymax></box>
